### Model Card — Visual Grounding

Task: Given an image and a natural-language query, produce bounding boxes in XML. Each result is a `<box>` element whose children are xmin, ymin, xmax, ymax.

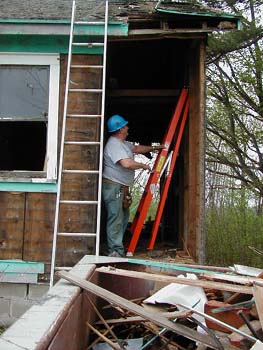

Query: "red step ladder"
<box><xmin>126</xmin><ymin>88</ymin><xmax>188</xmax><ymax>256</ymax></box>
<box><xmin>148</xmin><ymin>96</ymin><xmax>189</xmax><ymax>250</ymax></box>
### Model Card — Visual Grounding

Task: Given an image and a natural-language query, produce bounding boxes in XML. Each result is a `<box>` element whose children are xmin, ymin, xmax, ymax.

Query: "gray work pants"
<box><xmin>102</xmin><ymin>182</ymin><xmax>129</xmax><ymax>256</ymax></box>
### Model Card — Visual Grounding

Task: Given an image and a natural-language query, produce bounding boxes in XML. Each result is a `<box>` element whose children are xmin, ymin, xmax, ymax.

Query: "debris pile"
<box><xmin>58</xmin><ymin>262</ymin><xmax>263</xmax><ymax>350</ymax></box>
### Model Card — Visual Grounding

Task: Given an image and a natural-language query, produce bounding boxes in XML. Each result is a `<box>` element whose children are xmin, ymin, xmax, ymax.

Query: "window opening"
<box><xmin>0</xmin><ymin>53</ymin><xmax>59</xmax><ymax>182</ymax></box>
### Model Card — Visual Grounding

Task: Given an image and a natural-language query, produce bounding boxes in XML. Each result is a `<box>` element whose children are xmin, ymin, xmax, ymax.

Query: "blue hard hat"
<box><xmin>107</xmin><ymin>114</ymin><xmax>128</xmax><ymax>133</ymax></box>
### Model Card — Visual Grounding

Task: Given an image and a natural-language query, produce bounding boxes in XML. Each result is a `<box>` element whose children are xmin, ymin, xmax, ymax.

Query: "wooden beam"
<box><xmin>177</xmin><ymin>304</ymin><xmax>257</xmax><ymax>343</ymax></box>
<box><xmin>108</xmin><ymin>89</ymin><xmax>180</xmax><ymax>97</ymax></box>
<box><xmin>200</xmin><ymin>272</ymin><xmax>263</xmax><ymax>285</ymax></box>
<box><xmin>86</xmin><ymin>322</ymin><xmax>122</xmax><ymax>350</ymax></box>
<box><xmin>128</xmin><ymin>29</ymin><xmax>214</xmax><ymax>35</ymax></box>
<box><xmin>57</xmin><ymin>270</ymin><xmax>221</xmax><ymax>349</ymax></box>
<box><xmin>96</xmin><ymin>266</ymin><xmax>253</xmax><ymax>295</ymax></box>
<box><xmin>253</xmin><ymin>282</ymin><xmax>263</xmax><ymax>331</ymax></box>
<box><xmin>95</xmin><ymin>309</ymin><xmax>191</xmax><ymax>325</ymax></box>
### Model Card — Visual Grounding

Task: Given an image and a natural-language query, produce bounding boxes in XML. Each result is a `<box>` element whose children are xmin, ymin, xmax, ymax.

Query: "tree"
<box><xmin>201</xmin><ymin>0</ymin><xmax>263</xmax><ymax>208</ymax></box>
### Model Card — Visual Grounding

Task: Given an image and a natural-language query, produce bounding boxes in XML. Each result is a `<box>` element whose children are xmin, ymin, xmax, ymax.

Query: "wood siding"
<box><xmin>0</xmin><ymin>54</ymin><xmax>103</xmax><ymax>270</ymax></box>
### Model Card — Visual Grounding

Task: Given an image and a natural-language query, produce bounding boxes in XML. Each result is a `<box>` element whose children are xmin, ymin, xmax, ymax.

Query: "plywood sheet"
<box><xmin>23</xmin><ymin>193</ymin><xmax>55</xmax><ymax>263</ymax></box>
<box><xmin>0</xmin><ymin>192</ymin><xmax>25</xmax><ymax>259</ymax></box>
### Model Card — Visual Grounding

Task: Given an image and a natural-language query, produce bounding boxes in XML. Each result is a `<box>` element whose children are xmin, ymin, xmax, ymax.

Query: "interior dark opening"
<box><xmin>0</xmin><ymin>121</ymin><xmax>47</xmax><ymax>171</ymax></box>
<box><xmin>104</xmin><ymin>38</ymin><xmax>190</xmax><ymax>251</ymax></box>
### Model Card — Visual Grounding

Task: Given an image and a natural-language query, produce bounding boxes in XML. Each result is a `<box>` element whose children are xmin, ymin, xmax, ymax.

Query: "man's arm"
<box><xmin>133</xmin><ymin>144</ymin><xmax>164</xmax><ymax>154</ymax></box>
<box><xmin>119</xmin><ymin>158</ymin><xmax>151</xmax><ymax>171</ymax></box>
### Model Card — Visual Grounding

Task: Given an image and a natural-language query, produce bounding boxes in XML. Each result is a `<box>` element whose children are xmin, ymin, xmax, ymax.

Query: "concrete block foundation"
<box><xmin>0</xmin><ymin>283</ymin><xmax>49</xmax><ymax>327</ymax></box>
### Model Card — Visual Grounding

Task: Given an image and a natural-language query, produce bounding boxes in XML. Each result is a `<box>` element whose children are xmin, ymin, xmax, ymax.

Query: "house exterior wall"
<box><xmin>0</xmin><ymin>53</ymin><xmax>103</xmax><ymax>273</ymax></box>
<box><xmin>0</xmin><ymin>34</ymin><xmax>207</xmax><ymax>269</ymax></box>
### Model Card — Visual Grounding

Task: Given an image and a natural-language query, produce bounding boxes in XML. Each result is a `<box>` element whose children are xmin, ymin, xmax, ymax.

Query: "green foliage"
<box><xmin>129</xmin><ymin>180</ymin><xmax>159</xmax><ymax>222</ymax></box>
<box><xmin>206</xmin><ymin>203</ymin><xmax>263</xmax><ymax>267</ymax></box>
<box><xmin>129</xmin><ymin>151</ymin><xmax>160</xmax><ymax>222</ymax></box>
<box><xmin>206</xmin><ymin>0</ymin><xmax>263</xmax><ymax>200</ymax></box>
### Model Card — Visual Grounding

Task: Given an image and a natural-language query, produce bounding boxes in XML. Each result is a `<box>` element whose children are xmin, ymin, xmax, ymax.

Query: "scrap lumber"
<box><xmin>211</xmin><ymin>300</ymin><xmax>254</xmax><ymax>313</ymax></box>
<box><xmin>204</xmin><ymin>300</ymin><xmax>249</xmax><ymax>333</ymax></box>
<box><xmin>96</xmin><ymin>316</ymin><xmax>146</xmax><ymax>325</ymax></box>
<box><xmin>86</xmin><ymin>322</ymin><xmax>123</xmax><ymax>350</ymax></box>
<box><xmin>128</xmin><ymin>258</ymin><xmax>232</xmax><ymax>274</ymax></box>
<box><xmin>95</xmin><ymin>309</ymin><xmax>191</xmax><ymax>326</ymax></box>
<box><xmin>200</xmin><ymin>272</ymin><xmax>263</xmax><ymax>285</ymax></box>
<box><xmin>57</xmin><ymin>270</ymin><xmax>221</xmax><ymax>349</ymax></box>
<box><xmin>224</xmin><ymin>292</ymin><xmax>250</xmax><ymax>304</ymax></box>
<box><xmin>86</xmin><ymin>326</ymin><xmax>115</xmax><ymax>350</ymax></box>
<box><xmin>176</xmin><ymin>303</ymin><xmax>257</xmax><ymax>343</ymax></box>
<box><xmin>228</xmin><ymin>320</ymin><xmax>262</xmax><ymax>349</ymax></box>
<box><xmin>167</xmin><ymin>263</ymin><xmax>232</xmax><ymax>273</ymax></box>
<box><xmin>96</xmin><ymin>266</ymin><xmax>253</xmax><ymax>295</ymax></box>
<box><xmin>253</xmin><ymin>281</ymin><xmax>263</xmax><ymax>332</ymax></box>
<box><xmin>87</xmin><ymin>296</ymin><xmax>119</xmax><ymax>343</ymax></box>
<box><xmin>237</xmin><ymin>310</ymin><xmax>262</xmax><ymax>341</ymax></box>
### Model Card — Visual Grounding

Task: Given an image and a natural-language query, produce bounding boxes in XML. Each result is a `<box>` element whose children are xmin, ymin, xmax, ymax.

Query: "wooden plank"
<box><xmin>96</xmin><ymin>309</ymin><xmax>191</xmax><ymax>325</ymax></box>
<box><xmin>65</xmin><ymin>117</ymin><xmax>100</xmax><ymax>143</ymax></box>
<box><xmin>61</xmin><ymin>173</ymin><xmax>98</xmax><ymax>202</ymax></box>
<box><xmin>128</xmin><ymin>29</ymin><xmax>213</xmax><ymax>35</ymax></box>
<box><xmin>0</xmin><ymin>192</ymin><xmax>25</xmax><ymax>259</ymax></box>
<box><xmin>57</xmin><ymin>271</ymin><xmax>221</xmax><ymax>349</ymax></box>
<box><xmin>96</xmin><ymin>266</ymin><xmax>253</xmax><ymax>295</ymax></box>
<box><xmin>177</xmin><ymin>303</ymin><xmax>257</xmax><ymax>343</ymax></box>
<box><xmin>253</xmin><ymin>283</ymin><xmax>263</xmax><ymax>331</ymax></box>
<box><xmin>23</xmin><ymin>192</ymin><xmax>55</xmax><ymax>263</ymax></box>
<box><xmin>63</xmin><ymin>144</ymin><xmax>99</xmax><ymax>171</ymax></box>
<box><xmin>187</xmin><ymin>41</ymin><xmax>206</xmax><ymax>262</ymax></box>
<box><xmin>128</xmin><ymin>259</ymin><xmax>232</xmax><ymax>274</ymax></box>
<box><xmin>201</xmin><ymin>272</ymin><xmax>263</xmax><ymax>285</ymax></box>
<box><xmin>87</xmin><ymin>323</ymin><xmax>122</xmax><ymax>350</ymax></box>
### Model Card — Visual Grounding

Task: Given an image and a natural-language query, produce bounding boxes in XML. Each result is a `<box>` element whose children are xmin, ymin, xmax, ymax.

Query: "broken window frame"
<box><xmin>0</xmin><ymin>53</ymin><xmax>60</xmax><ymax>183</ymax></box>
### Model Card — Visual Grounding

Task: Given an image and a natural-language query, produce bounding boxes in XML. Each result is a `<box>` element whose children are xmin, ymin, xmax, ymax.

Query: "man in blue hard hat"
<box><xmin>102</xmin><ymin>114</ymin><xmax>163</xmax><ymax>257</ymax></box>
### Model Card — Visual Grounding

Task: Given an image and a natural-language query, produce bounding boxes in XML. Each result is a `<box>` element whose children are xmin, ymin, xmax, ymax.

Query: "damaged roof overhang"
<box><xmin>0</xmin><ymin>1</ymin><xmax>240</xmax><ymax>37</ymax></box>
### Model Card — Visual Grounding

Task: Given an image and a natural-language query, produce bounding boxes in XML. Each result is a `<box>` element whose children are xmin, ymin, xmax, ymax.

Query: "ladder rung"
<box><xmin>58</xmin><ymin>232</ymin><xmax>97</xmax><ymax>237</ymax></box>
<box><xmin>69</xmin><ymin>88</ymin><xmax>103</xmax><ymax>93</ymax></box>
<box><xmin>67</xmin><ymin>114</ymin><xmax>102</xmax><ymax>118</ymax></box>
<box><xmin>72</xmin><ymin>42</ymin><xmax>104</xmax><ymax>47</ymax></box>
<box><xmin>71</xmin><ymin>65</ymin><xmax>103</xmax><ymax>69</ymax></box>
<box><xmin>74</xmin><ymin>21</ymin><xmax>105</xmax><ymax>25</ymax></box>
<box><xmin>64</xmin><ymin>141</ymin><xmax>101</xmax><ymax>145</ymax></box>
<box><xmin>60</xmin><ymin>200</ymin><xmax>98</xmax><ymax>204</ymax></box>
<box><xmin>63</xmin><ymin>169</ymin><xmax>99</xmax><ymax>174</ymax></box>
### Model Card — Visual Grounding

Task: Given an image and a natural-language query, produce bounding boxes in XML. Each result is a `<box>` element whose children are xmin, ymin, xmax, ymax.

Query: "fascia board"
<box><xmin>0</xmin><ymin>21</ymin><xmax>128</xmax><ymax>36</ymax></box>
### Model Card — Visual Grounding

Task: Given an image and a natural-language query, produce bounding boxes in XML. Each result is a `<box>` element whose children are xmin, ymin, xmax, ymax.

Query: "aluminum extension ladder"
<box><xmin>126</xmin><ymin>88</ymin><xmax>189</xmax><ymax>256</ymax></box>
<box><xmin>50</xmin><ymin>0</ymin><xmax>108</xmax><ymax>286</ymax></box>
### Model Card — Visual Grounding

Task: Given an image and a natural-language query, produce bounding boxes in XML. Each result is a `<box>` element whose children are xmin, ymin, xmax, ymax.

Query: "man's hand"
<box><xmin>152</xmin><ymin>144</ymin><xmax>166</xmax><ymax>151</ymax></box>
<box><xmin>119</xmin><ymin>158</ymin><xmax>151</xmax><ymax>171</ymax></box>
<box><xmin>143</xmin><ymin>164</ymin><xmax>151</xmax><ymax>172</ymax></box>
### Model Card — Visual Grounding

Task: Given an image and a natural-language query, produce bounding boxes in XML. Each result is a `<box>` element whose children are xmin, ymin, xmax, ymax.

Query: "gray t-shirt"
<box><xmin>103</xmin><ymin>136</ymin><xmax>135</xmax><ymax>186</ymax></box>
